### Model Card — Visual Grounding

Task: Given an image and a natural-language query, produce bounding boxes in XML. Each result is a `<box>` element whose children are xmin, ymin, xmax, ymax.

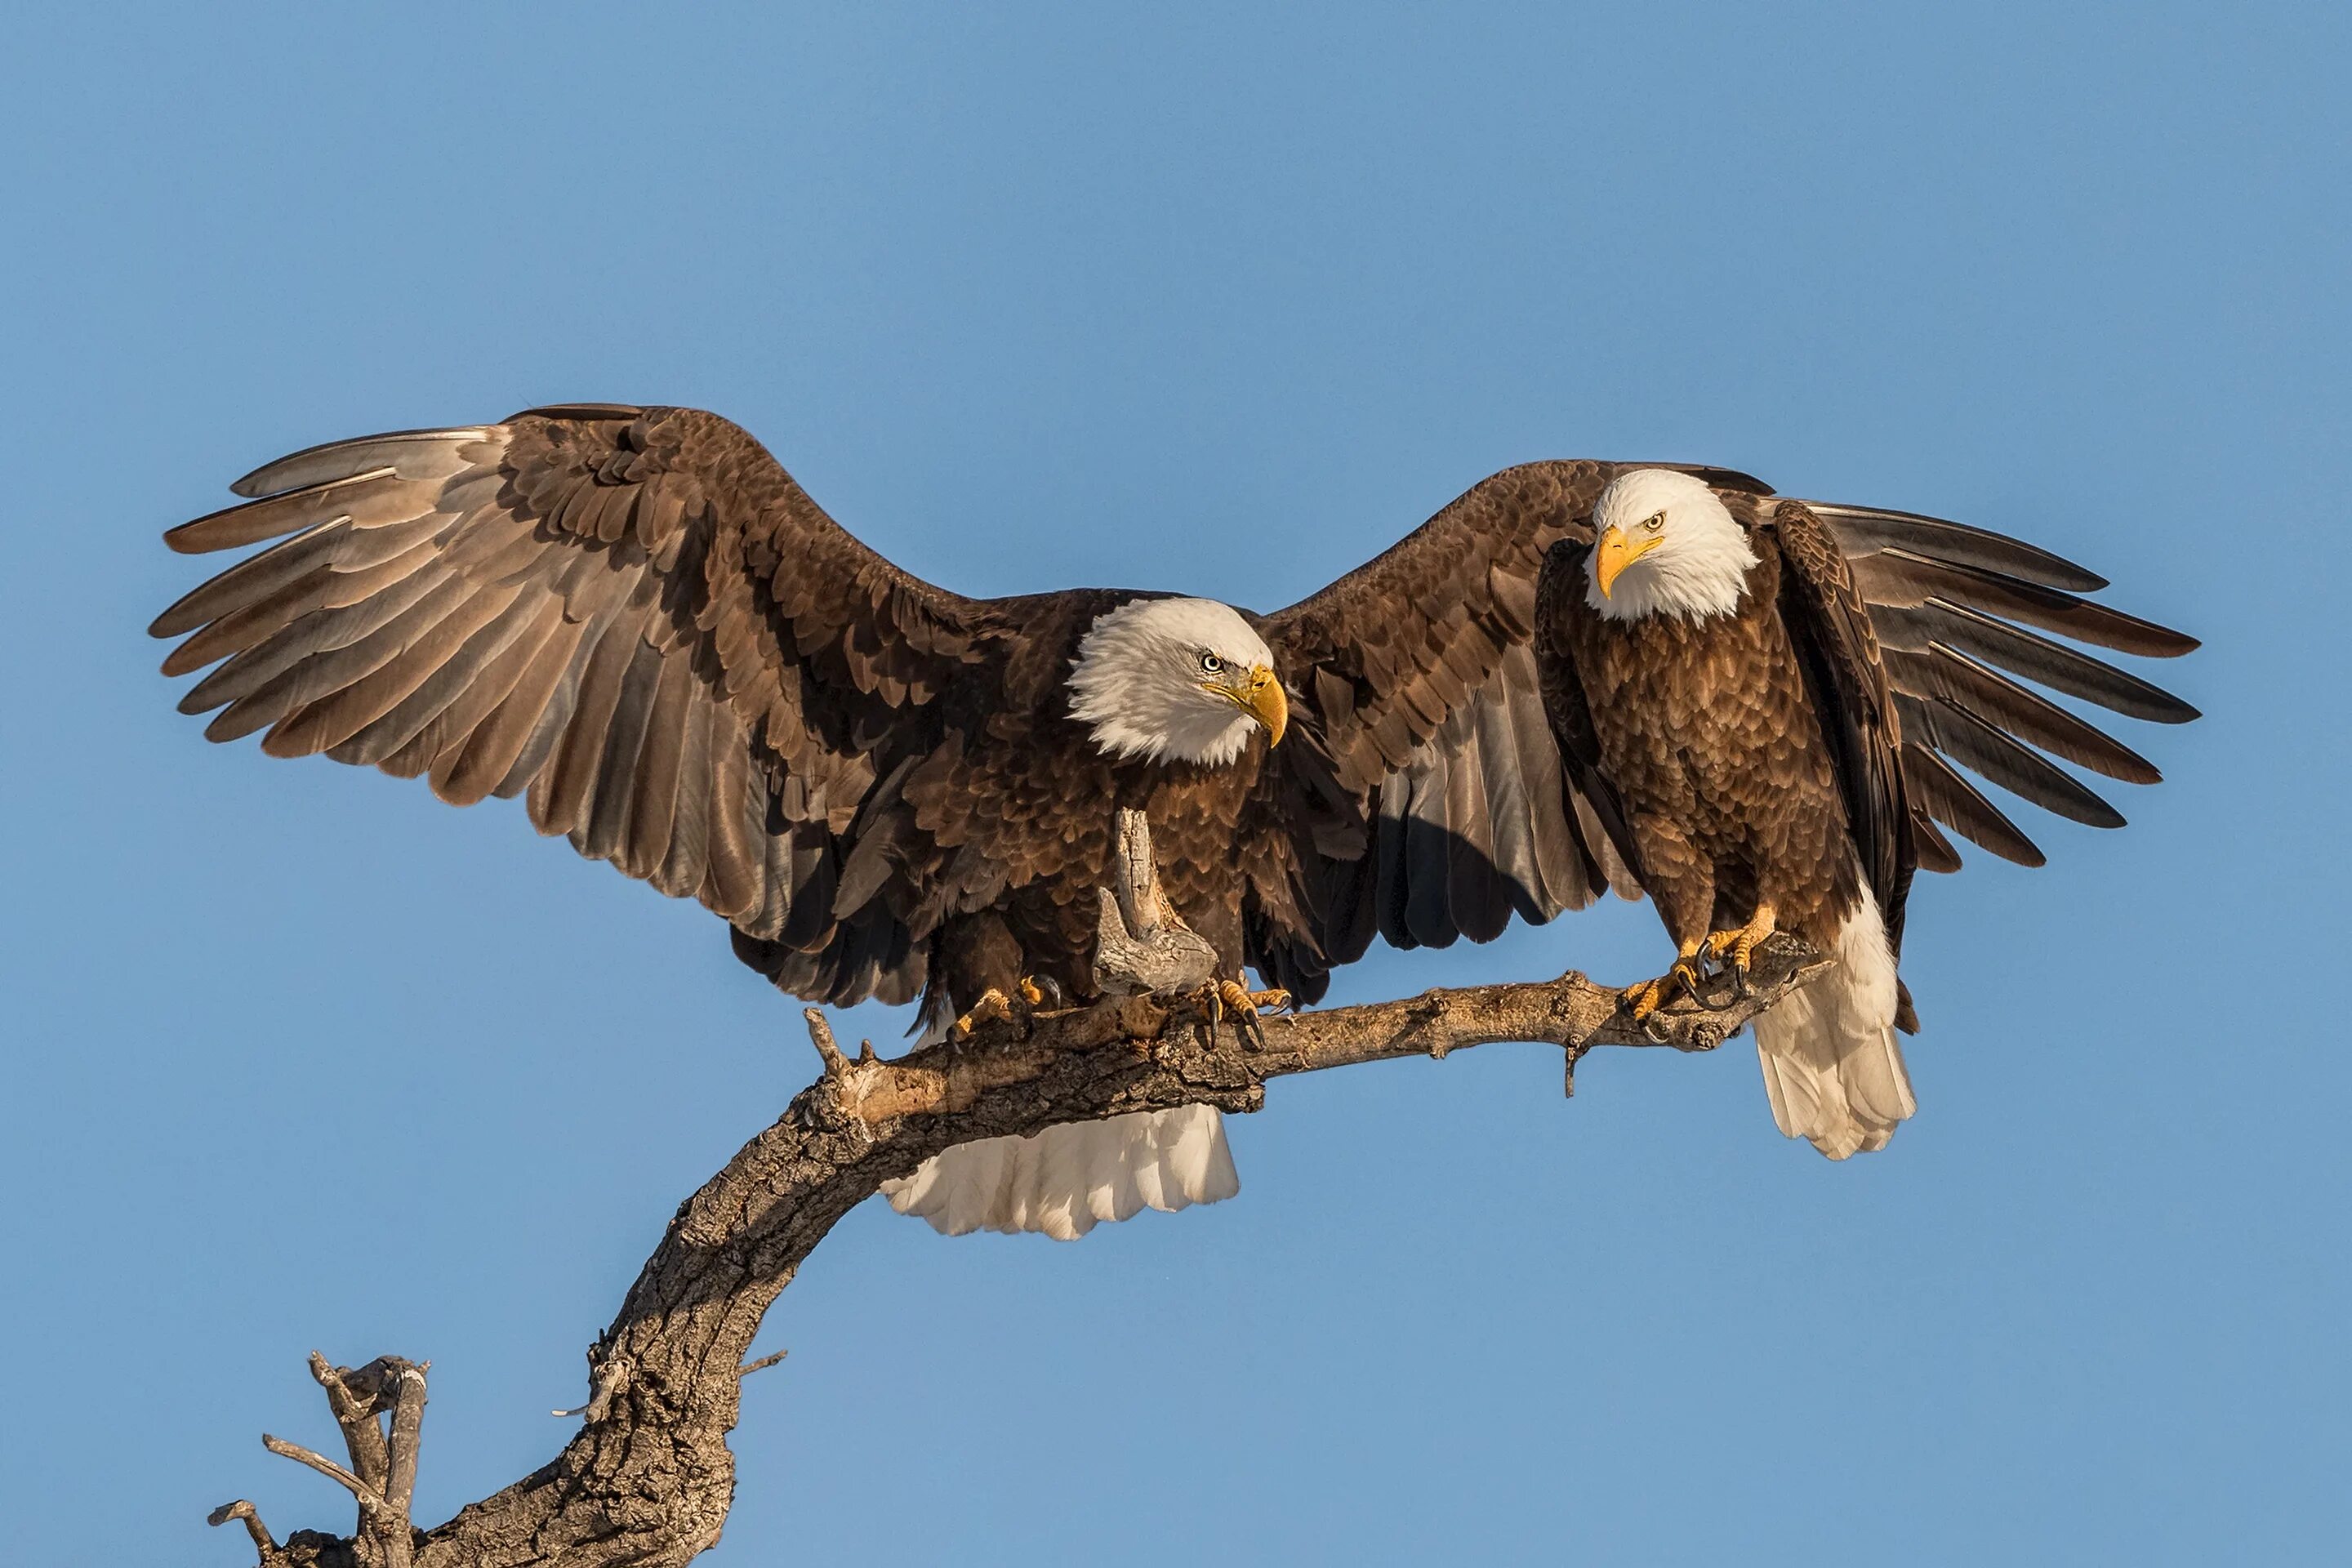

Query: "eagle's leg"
<box><xmin>1704</xmin><ymin>902</ymin><xmax>1779</xmax><ymax>996</ymax></box>
<box><xmin>1623</xmin><ymin>939</ymin><xmax>1708</xmax><ymax>1026</ymax></box>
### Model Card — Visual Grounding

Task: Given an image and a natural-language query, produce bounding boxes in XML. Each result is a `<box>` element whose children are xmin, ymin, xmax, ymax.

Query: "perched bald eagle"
<box><xmin>151</xmin><ymin>406</ymin><xmax>2191</xmax><ymax>1231</ymax></box>
<box><xmin>1535</xmin><ymin>469</ymin><xmax>2195</xmax><ymax>1159</ymax></box>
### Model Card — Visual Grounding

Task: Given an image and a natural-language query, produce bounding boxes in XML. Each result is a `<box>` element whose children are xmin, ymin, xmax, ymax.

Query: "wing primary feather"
<box><xmin>1894</xmin><ymin>693</ymin><xmax>2126</xmax><ymax>828</ymax></box>
<box><xmin>1912</xmin><ymin>812</ymin><xmax>1963</xmax><ymax>874</ymax></box>
<box><xmin>267</xmin><ymin>579</ymin><xmax>528</xmax><ymax>758</ymax></box>
<box><xmin>202</xmin><ymin>571</ymin><xmax>470</xmax><ymax>743</ymax></box>
<box><xmin>229</xmin><ymin>428</ymin><xmax>497</xmax><ymax>500</ymax></box>
<box><xmin>153</xmin><ymin>511</ymin><xmax>448</xmax><ymax>639</ymax></box>
<box><xmin>1885</xmin><ymin>644</ymin><xmax>2162</xmax><ymax>784</ymax></box>
<box><xmin>1850</xmin><ymin>550</ymin><xmax>2198</xmax><ymax>659</ymax></box>
<box><xmin>1902</xmin><ymin>742</ymin><xmax>2047</xmax><ymax>866</ymax></box>
<box><xmin>1868</xmin><ymin>598</ymin><xmax>2199</xmax><ymax>724</ymax></box>
<box><xmin>1809</xmin><ymin>501</ymin><xmax>2109</xmax><ymax>591</ymax></box>
<box><xmin>329</xmin><ymin>589</ymin><xmax>552</xmax><ymax>768</ymax></box>
<box><xmin>165</xmin><ymin>469</ymin><xmax>406</xmax><ymax>555</ymax></box>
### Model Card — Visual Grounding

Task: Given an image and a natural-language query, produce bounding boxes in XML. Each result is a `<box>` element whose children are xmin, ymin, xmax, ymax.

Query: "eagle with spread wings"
<box><xmin>1535</xmin><ymin>468</ymin><xmax>2193</xmax><ymax>1161</ymax></box>
<box><xmin>152</xmin><ymin>406</ymin><xmax>2193</xmax><ymax>1234</ymax></box>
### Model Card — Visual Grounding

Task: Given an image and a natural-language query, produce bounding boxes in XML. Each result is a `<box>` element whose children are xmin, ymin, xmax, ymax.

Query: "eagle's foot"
<box><xmin>1703</xmin><ymin>904</ymin><xmax>1779</xmax><ymax>997</ymax></box>
<box><xmin>1623</xmin><ymin>945</ymin><xmax>1708</xmax><ymax>1033</ymax></box>
<box><xmin>1189</xmin><ymin>979</ymin><xmax>1280</xmax><ymax>1047</ymax></box>
<box><xmin>952</xmin><ymin>986</ymin><xmax>1031</xmax><ymax>1040</ymax></box>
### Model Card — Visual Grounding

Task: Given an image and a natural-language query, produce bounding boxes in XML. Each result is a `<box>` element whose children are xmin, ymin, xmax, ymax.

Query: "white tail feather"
<box><xmin>1753</xmin><ymin>896</ymin><xmax>1918</xmax><ymax>1160</ymax></box>
<box><xmin>879</xmin><ymin>1105</ymin><xmax>1239</xmax><ymax>1241</ymax></box>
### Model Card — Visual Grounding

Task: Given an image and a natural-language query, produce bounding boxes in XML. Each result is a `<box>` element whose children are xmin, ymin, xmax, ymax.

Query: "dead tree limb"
<box><xmin>212</xmin><ymin>812</ymin><xmax>1827</xmax><ymax>1568</ymax></box>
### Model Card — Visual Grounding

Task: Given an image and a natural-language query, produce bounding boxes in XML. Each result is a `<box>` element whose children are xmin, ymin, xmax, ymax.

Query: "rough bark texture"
<box><xmin>212</xmin><ymin>819</ymin><xmax>1827</xmax><ymax>1568</ymax></box>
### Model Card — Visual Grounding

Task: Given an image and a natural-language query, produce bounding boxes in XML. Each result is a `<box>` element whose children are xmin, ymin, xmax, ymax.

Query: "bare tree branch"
<box><xmin>261</xmin><ymin>1435</ymin><xmax>379</xmax><ymax>1511</ymax></box>
<box><xmin>307</xmin><ymin>1353</ymin><xmax>390</xmax><ymax>1497</ymax></box>
<box><xmin>207</xmin><ymin>1499</ymin><xmax>278</xmax><ymax>1562</ymax></box>
<box><xmin>216</xmin><ymin>813</ymin><xmax>1829</xmax><ymax>1568</ymax></box>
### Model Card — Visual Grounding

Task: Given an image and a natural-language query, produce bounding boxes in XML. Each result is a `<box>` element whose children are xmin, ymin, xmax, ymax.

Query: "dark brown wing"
<box><xmin>1287</xmin><ymin>458</ymin><xmax>2195</xmax><ymax>1012</ymax></box>
<box><xmin>1800</xmin><ymin>497</ymin><xmax>2200</xmax><ymax>869</ymax></box>
<box><xmin>152</xmin><ymin>405</ymin><xmax>992</xmax><ymax>1005</ymax></box>
<box><xmin>1247</xmin><ymin>463</ymin><xmax>1642</xmax><ymax>996</ymax></box>
<box><xmin>1532</xmin><ymin>539</ymin><xmax>1645</xmax><ymax>880</ymax></box>
<box><xmin>1762</xmin><ymin>501</ymin><xmax>1916</xmax><ymax>954</ymax></box>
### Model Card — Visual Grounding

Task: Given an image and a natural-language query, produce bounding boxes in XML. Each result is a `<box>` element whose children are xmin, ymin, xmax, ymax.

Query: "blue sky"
<box><xmin>2</xmin><ymin>4</ymin><xmax>2345</xmax><ymax>1563</ymax></box>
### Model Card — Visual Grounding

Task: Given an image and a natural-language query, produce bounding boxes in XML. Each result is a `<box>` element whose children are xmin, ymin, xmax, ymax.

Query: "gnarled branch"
<box><xmin>215</xmin><ymin>813</ymin><xmax>1826</xmax><ymax>1568</ymax></box>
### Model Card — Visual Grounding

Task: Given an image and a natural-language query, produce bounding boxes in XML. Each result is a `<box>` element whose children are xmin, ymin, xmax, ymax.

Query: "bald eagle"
<box><xmin>1534</xmin><ymin>469</ymin><xmax>2195</xmax><ymax>1159</ymax></box>
<box><xmin>151</xmin><ymin>406</ymin><xmax>2191</xmax><ymax>1230</ymax></box>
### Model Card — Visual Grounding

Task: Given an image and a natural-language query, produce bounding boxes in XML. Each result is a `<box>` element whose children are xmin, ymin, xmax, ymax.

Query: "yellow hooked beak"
<box><xmin>1593</xmin><ymin>523</ymin><xmax>1664</xmax><ymax>598</ymax></box>
<box><xmin>1212</xmin><ymin>664</ymin><xmax>1288</xmax><ymax>746</ymax></box>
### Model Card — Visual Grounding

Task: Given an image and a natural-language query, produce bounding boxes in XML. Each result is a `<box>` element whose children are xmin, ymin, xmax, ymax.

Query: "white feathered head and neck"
<box><xmin>1067</xmin><ymin>597</ymin><xmax>1287</xmax><ymax>766</ymax></box>
<box><xmin>1585</xmin><ymin>468</ymin><xmax>1758</xmax><ymax>624</ymax></box>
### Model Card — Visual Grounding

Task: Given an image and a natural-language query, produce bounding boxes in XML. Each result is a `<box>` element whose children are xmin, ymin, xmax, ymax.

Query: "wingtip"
<box><xmin>227</xmin><ymin>425</ymin><xmax>500</xmax><ymax>499</ymax></box>
<box><xmin>1809</xmin><ymin>501</ymin><xmax>2111</xmax><ymax>593</ymax></box>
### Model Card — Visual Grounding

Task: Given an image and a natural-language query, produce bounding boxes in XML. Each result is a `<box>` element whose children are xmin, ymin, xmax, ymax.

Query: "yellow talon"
<box><xmin>1205</xmin><ymin>979</ymin><xmax>1285</xmax><ymax>1046</ymax></box>
<box><xmin>952</xmin><ymin>987</ymin><xmax>1015</xmax><ymax>1038</ymax></box>
<box><xmin>1623</xmin><ymin>942</ymin><xmax>1707</xmax><ymax>1023</ymax></box>
<box><xmin>1017</xmin><ymin>976</ymin><xmax>1045</xmax><ymax>1007</ymax></box>
<box><xmin>1620</xmin><ymin>977</ymin><xmax>1666</xmax><ymax>1022</ymax></box>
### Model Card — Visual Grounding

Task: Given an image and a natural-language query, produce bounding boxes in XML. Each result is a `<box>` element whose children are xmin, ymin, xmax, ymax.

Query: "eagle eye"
<box><xmin>1642</xmin><ymin>512</ymin><xmax>1666</xmax><ymax>533</ymax></box>
<box><xmin>1199</xmin><ymin>653</ymin><xmax>1224</xmax><ymax>675</ymax></box>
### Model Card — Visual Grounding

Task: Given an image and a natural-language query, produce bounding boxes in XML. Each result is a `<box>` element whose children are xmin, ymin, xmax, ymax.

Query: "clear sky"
<box><xmin>2</xmin><ymin>4</ymin><xmax>2345</xmax><ymax>1564</ymax></box>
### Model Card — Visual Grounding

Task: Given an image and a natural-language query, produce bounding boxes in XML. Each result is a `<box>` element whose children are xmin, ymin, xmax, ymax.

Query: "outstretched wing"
<box><xmin>1798</xmin><ymin>497</ymin><xmax>2200</xmax><ymax>872</ymax></box>
<box><xmin>1249</xmin><ymin>457</ymin><xmax>2197</xmax><ymax>1002</ymax></box>
<box><xmin>1249</xmin><ymin>462</ymin><xmax>1655</xmax><ymax>998</ymax></box>
<box><xmin>1761</xmin><ymin>501</ymin><xmax>1916</xmax><ymax>960</ymax></box>
<box><xmin>151</xmin><ymin>404</ymin><xmax>991</xmax><ymax>1004</ymax></box>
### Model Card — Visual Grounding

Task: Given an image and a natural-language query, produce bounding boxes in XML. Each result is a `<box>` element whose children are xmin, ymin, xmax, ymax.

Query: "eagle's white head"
<box><xmin>1067</xmin><ymin>596</ymin><xmax>1288</xmax><ymax>766</ymax></box>
<box><xmin>1584</xmin><ymin>468</ymin><xmax>1759</xmax><ymax>624</ymax></box>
